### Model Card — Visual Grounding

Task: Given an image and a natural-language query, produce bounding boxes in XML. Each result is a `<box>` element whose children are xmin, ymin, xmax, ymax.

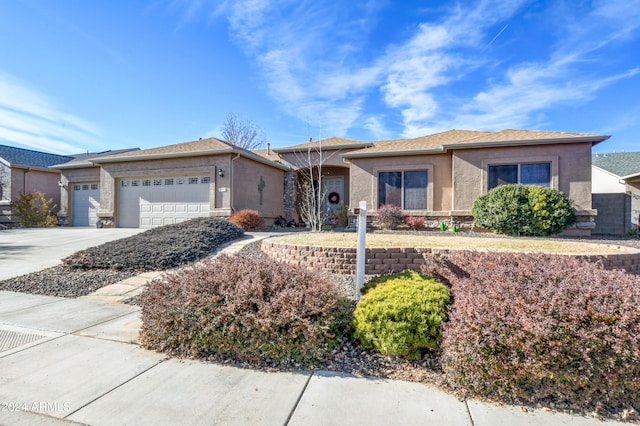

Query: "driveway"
<box><xmin>0</xmin><ymin>227</ymin><xmax>144</xmax><ymax>280</ymax></box>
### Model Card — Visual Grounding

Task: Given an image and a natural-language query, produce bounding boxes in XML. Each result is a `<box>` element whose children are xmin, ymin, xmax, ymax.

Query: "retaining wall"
<box><xmin>261</xmin><ymin>240</ymin><xmax>640</xmax><ymax>275</ymax></box>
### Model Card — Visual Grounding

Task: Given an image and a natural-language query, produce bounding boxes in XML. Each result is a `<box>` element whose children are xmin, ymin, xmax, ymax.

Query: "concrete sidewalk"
<box><xmin>0</xmin><ymin>233</ymin><xmax>627</xmax><ymax>425</ymax></box>
<box><xmin>0</xmin><ymin>297</ymin><xmax>625</xmax><ymax>426</ymax></box>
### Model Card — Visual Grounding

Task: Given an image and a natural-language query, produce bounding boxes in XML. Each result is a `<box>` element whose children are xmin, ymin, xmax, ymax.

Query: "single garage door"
<box><xmin>72</xmin><ymin>182</ymin><xmax>100</xmax><ymax>227</ymax></box>
<box><xmin>118</xmin><ymin>176</ymin><xmax>210</xmax><ymax>228</ymax></box>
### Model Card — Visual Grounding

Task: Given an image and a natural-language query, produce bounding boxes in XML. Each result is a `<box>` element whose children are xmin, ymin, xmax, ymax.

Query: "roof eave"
<box><xmin>92</xmin><ymin>148</ymin><xmax>237</xmax><ymax>164</ymax></box>
<box><xmin>441</xmin><ymin>135</ymin><xmax>611</xmax><ymax>150</ymax></box>
<box><xmin>273</xmin><ymin>143</ymin><xmax>373</xmax><ymax>154</ymax></box>
<box><xmin>342</xmin><ymin>147</ymin><xmax>445</xmax><ymax>159</ymax></box>
<box><xmin>91</xmin><ymin>147</ymin><xmax>291</xmax><ymax>171</ymax></box>
<box><xmin>621</xmin><ymin>172</ymin><xmax>640</xmax><ymax>181</ymax></box>
<box><xmin>12</xmin><ymin>164</ymin><xmax>61</xmax><ymax>173</ymax></box>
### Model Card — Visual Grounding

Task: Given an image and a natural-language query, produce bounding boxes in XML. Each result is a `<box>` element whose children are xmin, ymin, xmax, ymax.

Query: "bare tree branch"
<box><xmin>220</xmin><ymin>113</ymin><xmax>266</xmax><ymax>151</ymax></box>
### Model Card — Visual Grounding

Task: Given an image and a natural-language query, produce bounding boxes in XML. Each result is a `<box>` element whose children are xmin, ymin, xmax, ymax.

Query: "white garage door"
<box><xmin>72</xmin><ymin>182</ymin><xmax>100</xmax><ymax>227</ymax></box>
<box><xmin>118</xmin><ymin>176</ymin><xmax>210</xmax><ymax>228</ymax></box>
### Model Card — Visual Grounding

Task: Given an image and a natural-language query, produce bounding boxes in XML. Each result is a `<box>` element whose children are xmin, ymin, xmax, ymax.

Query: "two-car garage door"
<box><xmin>118</xmin><ymin>176</ymin><xmax>211</xmax><ymax>228</ymax></box>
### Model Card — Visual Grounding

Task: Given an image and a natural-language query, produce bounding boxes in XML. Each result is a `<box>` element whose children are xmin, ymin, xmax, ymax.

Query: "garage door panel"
<box><xmin>119</xmin><ymin>176</ymin><xmax>210</xmax><ymax>228</ymax></box>
<box><xmin>72</xmin><ymin>183</ymin><xmax>100</xmax><ymax>227</ymax></box>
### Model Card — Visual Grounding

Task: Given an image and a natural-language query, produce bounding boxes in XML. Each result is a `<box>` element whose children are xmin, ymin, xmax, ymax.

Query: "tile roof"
<box><xmin>91</xmin><ymin>137</ymin><xmax>290</xmax><ymax>171</ymax></box>
<box><xmin>52</xmin><ymin>148</ymin><xmax>141</xmax><ymax>169</ymax></box>
<box><xmin>592</xmin><ymin>152</ymin><xmax>640</xmax><ymax>178</ymax></box>
<box><xmin>273</xmin><ymin>137</ymin><xmax>371</xmax><ymax>153</ymax></box>
<box><xmin>0</xmin><ymin>144</ymin><xmax>73</xmax><ymax>168</ymax></box>
<box><xmin>93</xmin><ymin>138</ymin><xmax>234</xmax><ymax>162</ymax></box>
<box><xmin>342</xmin><ymin>129</ymin><xmax>609</xmax><ymax>158</ymax></box>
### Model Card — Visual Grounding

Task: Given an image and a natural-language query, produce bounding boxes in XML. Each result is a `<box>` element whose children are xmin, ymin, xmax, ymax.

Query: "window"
<box><xmin>488</xmin><ymin>162</ymin><xmax>551</xmax><ymax>189</ymax></box>
<box><xmin>131</xmin><ymin>180</ymin><xmax>140</xmax><ymax>187</ymax></box>
<box><xmin>153</xmin><ymin>179</ymin><xmax>162</xmax><ymax>186</ymax></box>
<box><xmin>200</xmin><ymin>176</ymin><xmax>210</xmax><ymax>184</ymax></box>
<box><xmin>164</xmin><ymin>178</ymin><xmax>174</xmax><ymax>186</ymax></box>
<box><xmin>73</xmin><ymin>184</ymin><xmax>81</xmax><ymax>191</ymax></box>
<box><xmin>378</xmin><ymin>170</ymin><xmax>428</xmax><ymax>209</ymax></box>
<box><xmin>120</xmin><ymin>181</ymin><xmax>129</xmax><ymax>188</ymax></box>
<box><xmin>176</xmin><ymin>178</ymin><xmax>185</xmax><ymax>185</ymax></box>
<box><xmin>90</xmin><ymin>183</ymin><xmax>98</xmax><ymax>190</ymax></box>
<box><xmin>142</xmin><ymin>179</ymin><xmax>151</xmax><ymax>187</ymax></box>
<box><xmin>188</xmin><ymin>177</ymin><xmax>199</xmax><ymax>184</ymax></box>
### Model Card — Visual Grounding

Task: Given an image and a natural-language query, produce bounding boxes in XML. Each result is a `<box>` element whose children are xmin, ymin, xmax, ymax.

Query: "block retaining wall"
<box><xmin>261</xmin><ymin>240</ymin><xmax>640</xmax><ymax>275</ymax></box>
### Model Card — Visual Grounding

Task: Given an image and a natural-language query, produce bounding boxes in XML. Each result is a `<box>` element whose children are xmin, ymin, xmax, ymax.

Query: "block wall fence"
<box><xmin>261</xmin><ymin>240</ymin><xmax>640</xmax><ymax>275</ymax></box>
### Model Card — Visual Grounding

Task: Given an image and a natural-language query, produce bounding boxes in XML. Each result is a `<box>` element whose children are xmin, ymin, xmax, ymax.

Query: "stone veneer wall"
<box><xmin>261</xmin><ymin>240</ymin><xmax>640</xmax><ymax>275</ymax></box>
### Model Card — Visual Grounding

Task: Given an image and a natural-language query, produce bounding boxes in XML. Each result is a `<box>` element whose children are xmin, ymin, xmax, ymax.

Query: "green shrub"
<box><xmin>10</xmin><ymin>191</ymin><xmax>58</xmax><ymax>227</ymax></box>
<box><xmin>229</xmin><ymin>209</ymin><xmax>264</xmax><ymax>230</ymax></box>
<box><xmin>64</xmin><ymin>217</ymin><xmax>244</xmax><ymax>271</ymax></box>
<box><xmin>353</xmin><ymin>270</ymin><xmax>450</xmax><ymax>360</ymax></box>
<box><xmin>432</xmin><ymin>251</ymin><xmax>640</xmax><ymax>416</ymax></box>
<box><xmin>140</xmin><ymin>255</ymin><xmax>352</xmax><ymax>367</ymax></box>
<box><xmin>471</xmin><ymin>184</ymin><xmax>576</xmax><ymax>236</ymax></box>
<box><xmin>375</xmin><ymin>204</ymin><xmax>404</xmax><ymax>230</ymax></box>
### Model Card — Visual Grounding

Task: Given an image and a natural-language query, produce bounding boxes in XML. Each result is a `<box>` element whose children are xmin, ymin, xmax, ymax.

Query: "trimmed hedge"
<box><xmin>64</xmin><ymin>217</ymin><xmax>244</xmax><ymax>271</ymax></box>
<box><xmin>472</xmin><ymin>184</ymin><xmax>576</xmax><ymax>236</ymax></box>
<box><xmin>425</xmin><ymin>251</ymin><xmax>640</xmax><ymax>415</ymax></box>
<box><xmin>353</xmin><ymin>271</ymin><xmax>450</xmax><ymax>360</ymax></box>
<box><xmin>139</xmin><ymin>255</ymin><xmax>352</xmax><ymax>367</ymax></box>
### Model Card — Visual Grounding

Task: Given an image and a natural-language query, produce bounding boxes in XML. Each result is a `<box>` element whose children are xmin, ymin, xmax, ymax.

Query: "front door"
<box><xmin>324</xmin><ymin>176</ymin><xmax>344</xmax><ymax>222</ymax></box>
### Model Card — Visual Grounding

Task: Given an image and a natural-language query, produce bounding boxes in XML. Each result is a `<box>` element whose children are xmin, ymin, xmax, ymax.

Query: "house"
<box><xmin>0</xmin><ymin>144</ymin><xmax>73</xmax><ymax>225</ymax></box>
<box><xmin>592</xmin><ymin>152</ymin><xmax>640</xmax><ymax>235</ymax></box>
<box><xmin>55</xmin><ymin>138</ymin><xmax>288</xmax><ymax>228</ymax></box>
<box><xmin>52</xmin><ymin>128</ymin><xmax>609</xmax><ymax>233</ymax></box>
<box><xmin>340</xmin><ymin>129</ymin><xmax>608</xmax><ymax>234</ymax></box>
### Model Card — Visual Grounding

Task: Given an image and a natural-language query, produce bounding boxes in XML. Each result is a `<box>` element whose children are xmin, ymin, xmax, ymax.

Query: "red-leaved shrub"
<box><xmin>404</xmin><ymin>215</ymin><xmax>425</xmax><ymax>230</ymax></box>
<box><xmin>229</xmin><ymin>209</ymin><xmax>264</xmax><ymax>230</ymax></box>
<box><xmin>423</xmin><ymin>251</ymin><xmax>640</xmax><ymax>416</ymax></box>
<box><xmin>139</xmin><ymin>255</ymin><xmax>352</xmax><ymax>367</ymax></box>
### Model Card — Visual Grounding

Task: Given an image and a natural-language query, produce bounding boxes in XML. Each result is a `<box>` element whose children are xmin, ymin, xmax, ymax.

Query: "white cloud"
<box><xmin>0</xmin><ymin>70</ymin><xmax>100</xmax><ymax>154</ymax></box>
<box><xmin>173</xmin><ymin>0</ymin><xmax>640</xmax><ymax>140</ymax></box>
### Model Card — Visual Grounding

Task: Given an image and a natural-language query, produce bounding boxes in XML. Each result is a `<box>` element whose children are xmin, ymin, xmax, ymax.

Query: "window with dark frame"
<box><xmin>488</xmin><ymin>162</ymin><xmax>551</xmax><ymax>190</ymax></box>
<box><xmin>378</xmin><ymin>170</ymin><xmax>428</xmax><ymax>209</ymax></box>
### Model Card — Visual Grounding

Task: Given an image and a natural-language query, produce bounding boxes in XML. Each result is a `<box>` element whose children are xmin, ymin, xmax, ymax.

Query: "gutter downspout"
<box><xmin>229</xmin><ymin>153</ymin><xmax>241</xmax><ymax>212</ymax></box>
<box><xmin>23</xmin><ymin>167</ymin><xmax>31</xmax><ymax>194</ymax></box>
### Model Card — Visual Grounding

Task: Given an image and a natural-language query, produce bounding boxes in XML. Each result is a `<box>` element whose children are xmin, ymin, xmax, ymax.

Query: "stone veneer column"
<box><xmin>283</xmin><ymin>171</ymin><xmax>297</xmax><ymax>221</ymax></box>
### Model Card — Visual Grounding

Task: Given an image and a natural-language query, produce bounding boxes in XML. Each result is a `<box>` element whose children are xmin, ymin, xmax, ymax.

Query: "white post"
<box><xmin>355</xmin><ymin>200</ymin><xmax>367</xmax><ymax>302</ymax></box>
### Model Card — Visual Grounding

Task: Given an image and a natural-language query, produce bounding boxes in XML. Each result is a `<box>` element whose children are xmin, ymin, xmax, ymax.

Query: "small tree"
<box><xmin>295</xmin><ymin>137</ymin><xmax>337</xmax><ymax>232</ymax></box>
<box><xmin>10</xmin><ymin>191</ymin><xmax>58</xmax><ymax>227</ymax></box>
<box><xmin>221</xmin><ymin>113</ymin><xmax>266</xmax><ymax>150</ymax></box>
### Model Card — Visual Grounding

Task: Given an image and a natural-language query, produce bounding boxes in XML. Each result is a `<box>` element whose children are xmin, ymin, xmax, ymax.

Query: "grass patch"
<box><xmin>272</xmin><ymin>232</ymin><xmax>634</xmax><ymax>254</ymax></box>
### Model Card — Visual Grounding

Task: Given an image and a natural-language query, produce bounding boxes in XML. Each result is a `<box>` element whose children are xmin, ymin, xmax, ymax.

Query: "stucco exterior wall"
<box><xmin>231</xmin><ymin>156</ymin><xmax>284</xmax><ymax>221</ymax></box>
<box><xmin>278</xmin><ymin>148</ymin><xmax>357</xmax><ymax>169</ymax></box>
<box><xmin>58</xmin><ymin>167</ymin><xmax>101</xmax><ymax>226</ymax></box>
<box><xmin>348</xmin><ymin>153</ymin><xmax>452</xmax><ymax>212</ymax></box>
<box><xmin>10</xmin><ymin>166</ymin><xmax>62</xmax><ymax>212</ymax></box>
<box><xmin>592</xmin><ymin>167</ymin><xmax>625</xmax><ymax>193</ymax></box>
<box><xmin>452</xmin><ymin>142</ymin><xmax>593</xmax><ymax>212</ymax></box>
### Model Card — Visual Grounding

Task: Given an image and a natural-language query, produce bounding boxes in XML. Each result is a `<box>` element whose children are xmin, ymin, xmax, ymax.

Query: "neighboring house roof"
<box><xmin>0</xmin><ymin>144</ymin><xmax>73</xmax><ymax>168</ymax></box>
<box><xmin>592</xmin><ymin>152</ymin><xmax>640</xmax><ymax>179</ymax></box>
<box><xmin>273</xmin><ymin>137</ymin><xmax>372</xmax><ymax>153</ymax></box>
<box><xmin>51</xmin><ymin>148</ymin><xmax>141</xmax><ymax>169</ymax></box>
<box><xmin>342</xmin><ymin>129</ymin><xmax>610</xmax><ymax>158</ymax></box>
<box><xmin>92</xmin><ymin>137</ymin><xmax>291</xmax><ymax>171</ymax></box>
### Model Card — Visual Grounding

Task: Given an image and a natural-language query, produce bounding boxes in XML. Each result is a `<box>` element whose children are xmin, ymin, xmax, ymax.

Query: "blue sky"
<box><xmin>1</xmin><ymin>0</ymin><xmax>639</xmax><ymax>155</ymax></box>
